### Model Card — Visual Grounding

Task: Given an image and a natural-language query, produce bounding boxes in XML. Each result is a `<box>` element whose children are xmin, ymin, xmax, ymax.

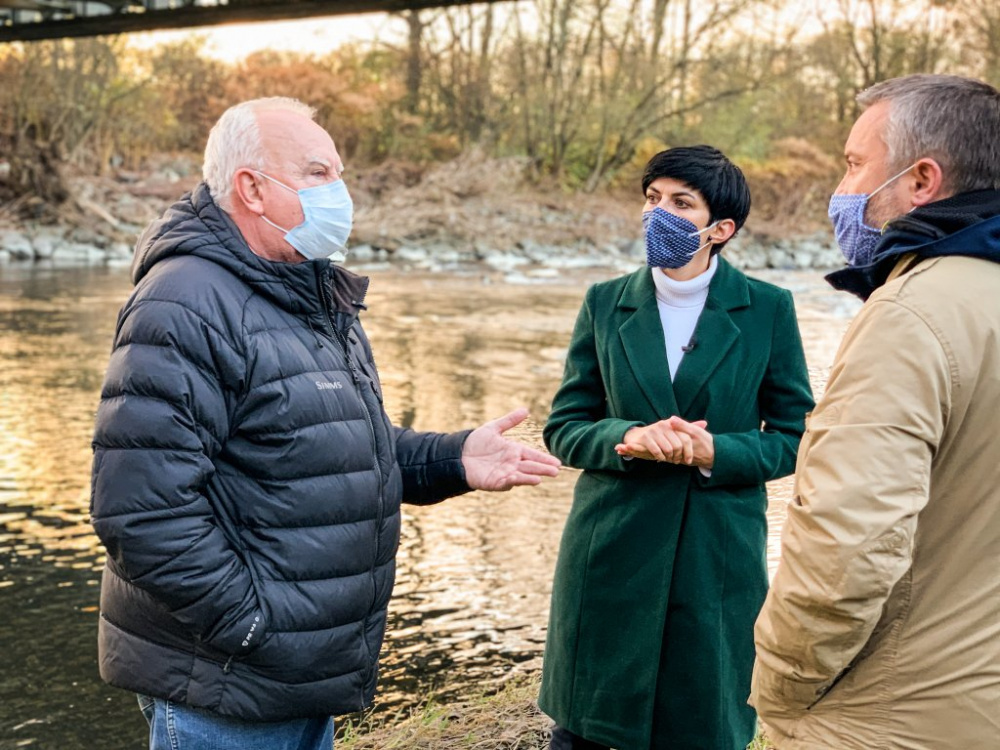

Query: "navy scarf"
<box><xmin>826</xmin><ymin>188</ymin><xmax>1000</xmax><ymax>300</ymax></box>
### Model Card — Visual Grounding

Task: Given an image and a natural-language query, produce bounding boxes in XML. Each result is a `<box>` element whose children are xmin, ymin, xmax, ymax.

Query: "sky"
<box><xmin>128</xmin><ymin>13</ymin><xmax>401</xmax><ymax>63</ymax></box>
<box><xmin>123</xmin><ymin>1</ymin><xmax>847</xmax><ymax>64</ymax></box>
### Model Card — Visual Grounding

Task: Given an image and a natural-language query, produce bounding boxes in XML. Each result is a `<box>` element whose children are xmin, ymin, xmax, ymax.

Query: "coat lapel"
<box><xmin>618</xmin><ymin>269</ymin><xmax>680</xmax><ymax>420</ymax></box>
<box><xmin>671</xmin><ymin>257</ymin><xmax>750</xmax><ymax>416</ymax></box>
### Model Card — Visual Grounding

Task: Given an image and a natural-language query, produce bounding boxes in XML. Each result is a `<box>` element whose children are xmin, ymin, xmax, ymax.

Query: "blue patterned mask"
<box><xmin>828</xmin><ymin>163</ymin><xmax>917</xmax><ymax>267</ymax></box>
<box><xmin>256</xmin><ymin>171</ymin><xmax>353</xmax><ymax>262</ymax></box>
<box><xmin>643</xmin><ymin>207</ymin><xmax>718</xmax><ymax>269</ymax></box>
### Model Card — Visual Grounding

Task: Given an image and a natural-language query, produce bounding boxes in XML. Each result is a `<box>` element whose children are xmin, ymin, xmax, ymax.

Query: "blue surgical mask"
<box><xmin>828</xmin><ymin>163</ymin><xmax>917</xmax><ymax>267</ymax></box>
<box><xmin>256</xmin><ymin>171</ymin><xmax>353</xmax><ymax>262</ymax></box>
<box><xmin>643</xmin><ymin>207</ymin><xmax>719</xmax><ymax>269</ymax></box>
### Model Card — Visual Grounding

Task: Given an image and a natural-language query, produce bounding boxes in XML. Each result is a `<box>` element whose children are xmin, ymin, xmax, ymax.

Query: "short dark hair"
<box><xmin>641</xmin><ymin>145</ymin><xmax>752</xmax><ymax>253</ymax></box>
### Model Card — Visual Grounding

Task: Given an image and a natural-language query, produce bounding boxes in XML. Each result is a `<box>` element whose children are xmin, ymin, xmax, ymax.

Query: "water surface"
<box><xmin>0</xmin><ymin>262</ymin><xmax>858</xmax><ymax>748</ymax></box>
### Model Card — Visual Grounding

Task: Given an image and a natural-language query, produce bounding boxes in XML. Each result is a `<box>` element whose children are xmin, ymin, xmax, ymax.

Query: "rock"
<box><xmin>348</xmin><ymin>244</ymin><xmax>375</xmax><ymax>261</ymax></box>
<box><xmin>56</xmin><ymin>242</ymin><xmax>106</xmax><ymax>263</ymax></box>
<box><xmin>793</xmin><ymin>250</ymin><xmax>816</xmax><ymax>269</ymax></box>
<box><xmin>113</xmin><ymin>194</ymin><xmax>156</xmax><ymax>225</ymax></box>
<box><xmin>68</xmin><ymin>226</ymin><xmax>103</xmax><ymax>247</ymax></box>
<box><xmin>393</xmin><ymin>246</ymin><xmax>429</xmax><ymax>263</ymax></box>
<box><xmin>542</xmin><ymin>253</ymin><xmax>606</xmax><ymax>269</ymax></box>
<box><xmin>767</xmin><ymin>248</ymin><xmax>795</xmax><ymax>269</ymax></box>
<box><xmin>0</xmin><ymin>229</ymin><xmax>34</xmax><ymax>260</ymax></box>
<box><xmin>519</xmin><ymin>242</ymin><xmax>562</xmax><ymax>264</ymax></box>
<box><xmin>618</xmin><ymin>238</ymin><xmax>644</xmax><ymax>259</ymax></box>
<box><xmin>348</xmin><ymin>260</ymin><xmax>392</xmax><ymax>272</ymax></box>
<box><xmin>30</xmin><ymin>229</ymin><xmax>64</xmax><ymax>260</ymax></box>
<box><xmin>429</xmin><ymin>247</ymin><xmax>463</xmax><ymax>263</ymax></box>
<box><xmin>483</xmin><ymin>252</ymin><xmax>528</xmax><ymax>272</ymax></box>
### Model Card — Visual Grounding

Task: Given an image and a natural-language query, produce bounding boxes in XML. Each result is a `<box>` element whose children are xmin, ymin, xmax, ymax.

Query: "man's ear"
<box><xmin>909</xmin><ymin>158</ymin><xmax>947</xmax><ymax>207</ymax></box>
<box><xmin>233</xmin><ymin>168</ymin><xmax>266</xmax><ymax>215</ymax></box>
<box><xmin>709</xmin><ymin>218</ymin><xmax>737</xmax><ymax>245</ymax></box>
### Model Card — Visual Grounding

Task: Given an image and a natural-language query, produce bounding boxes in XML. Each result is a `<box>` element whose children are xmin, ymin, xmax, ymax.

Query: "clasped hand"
<box><xmin>615</xmin><ymin>416</ymin><xmax>714</xmax><ymax>467</ymax></box>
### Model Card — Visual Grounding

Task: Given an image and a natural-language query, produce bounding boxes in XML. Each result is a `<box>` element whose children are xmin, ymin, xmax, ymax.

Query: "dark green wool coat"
<box><xmin>539</xmin><ymin>259</ymin><xmax>814</xmax><ymax>750</ymax></box>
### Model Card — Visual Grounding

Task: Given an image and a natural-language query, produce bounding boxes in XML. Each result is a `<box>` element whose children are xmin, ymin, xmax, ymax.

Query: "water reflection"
<box><xmin>0</xmin><ymin>263</ymin><xmax>857</xmax><ymax>747</ymax></box>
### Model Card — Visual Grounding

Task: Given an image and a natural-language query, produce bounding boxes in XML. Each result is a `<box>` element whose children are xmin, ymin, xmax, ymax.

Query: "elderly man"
<box><xmin>90</xmin><ymin>97</ymin><xmax>560</xmax><ymax>750</ymax></box>
<box><xmin>751</xmin><ymin>74</ymin><xmax>1000</xmax><ymax>749</ymax></box>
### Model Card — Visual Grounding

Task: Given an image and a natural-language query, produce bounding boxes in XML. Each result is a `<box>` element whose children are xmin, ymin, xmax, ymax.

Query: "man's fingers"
<box><xmin>488</xmin><ymin>407</ymin><xmax>530</xmax><ymax>434</ymax></box>
<box><xmin>518</xmin><ymin>460</ymin><xmax>561</xmax><ymax>477</ymax></box>
<box><xmin>519</xmin><ymin>446</ymin><xmax>562</xmax><ymax>467</ymax></box>
<box><xmin>506</xmin><ymin>472</ymin><xmax>543</xmax><ymax>487</ymax></box>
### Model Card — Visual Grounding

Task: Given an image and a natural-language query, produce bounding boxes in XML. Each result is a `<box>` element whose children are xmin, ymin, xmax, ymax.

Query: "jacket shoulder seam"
<box><xmin>871</xmin><ymin>297</ymin><xmax>959</xmax><ymax>393</ymax></box>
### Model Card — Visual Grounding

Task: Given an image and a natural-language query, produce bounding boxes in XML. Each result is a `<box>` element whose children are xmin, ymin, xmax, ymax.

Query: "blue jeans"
<box><xmin>138</xmin><ymin>695</ymin><xmax>334</xmax><ymax>750</ymax></box>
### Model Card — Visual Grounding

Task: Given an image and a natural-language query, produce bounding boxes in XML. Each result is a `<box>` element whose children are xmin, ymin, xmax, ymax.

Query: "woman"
<box><xmin>539</xmin><ymin>145</ymin><xmax>814</xmax><ymax>750</ymax></box>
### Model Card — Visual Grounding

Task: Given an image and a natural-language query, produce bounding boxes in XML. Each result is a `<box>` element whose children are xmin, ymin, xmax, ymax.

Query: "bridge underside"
<box><xmin>0</xmin><ymin>0</ymin><xmax>494</xmax><ymax>42</ymax></box>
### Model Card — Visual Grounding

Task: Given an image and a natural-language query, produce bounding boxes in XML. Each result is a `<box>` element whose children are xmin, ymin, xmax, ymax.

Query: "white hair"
<box><xmin>203</xmin><ymin>97</ymin><xmax>317</xmax><ymax>211</ymax></box>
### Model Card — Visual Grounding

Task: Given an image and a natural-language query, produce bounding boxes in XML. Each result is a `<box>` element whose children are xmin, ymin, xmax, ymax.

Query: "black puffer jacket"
<box><xmin>90</xmin><ymin>183</ymin><xmax>470</xmax><ymax>721</ymax></box>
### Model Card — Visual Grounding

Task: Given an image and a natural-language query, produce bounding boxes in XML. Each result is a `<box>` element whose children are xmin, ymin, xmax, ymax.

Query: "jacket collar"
<box><xmin>827</xmin><ymin>189</ymin><xmax>1000</xmax><ymax>300</ymax></box>
<box><xmin>132</xmin><ymin>182</ymin><xmax>369</xmax><ymax>330</ymax></box>
<box><xmin>618</xmin><ymin>255</ymin><xmax>750</xmax><ymax>312</ymax></box>
<box><xmin>617</xmin><ymin>257</ymin><xmax>749</xmax><ymax>420</ymax></box>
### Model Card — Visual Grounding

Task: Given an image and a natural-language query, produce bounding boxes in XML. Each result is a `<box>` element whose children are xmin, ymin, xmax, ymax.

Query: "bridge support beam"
<box><xmin>0</xmin><ymin>0</ymin><xmax>504</xmax><ymax>43</ymax></box>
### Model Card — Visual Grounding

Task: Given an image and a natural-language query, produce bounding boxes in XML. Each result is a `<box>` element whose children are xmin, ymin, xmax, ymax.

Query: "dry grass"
<box><xmin>347</xmin><ymin>145</ymin><xmax>839</xmax><ymax>257</ymax></box>
<box><xmin>349</xmin><ymin>150</ymin><xmax>636</xmax><ymax>254</ymax></box>
<box><xmin>336</xmin><ymin>678</ymin><xmax>549</xmax><ymax>750</ymax></box>
<box><xmin>336</xmin><ymin>676</ymin><xmax>776</xmax><ymax>749</ymax></box>
<box><xmin>4</xmin><ymin>146</ymin><xmax>837</xmax><ymax>259</ymax></box>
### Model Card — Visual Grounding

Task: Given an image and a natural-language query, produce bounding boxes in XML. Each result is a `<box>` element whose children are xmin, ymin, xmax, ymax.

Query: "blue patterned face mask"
<box><xmin>256</xmin><ymin>171</ymin><xmax>353</xmax><ymax>262</ymax></box>
<box><xmin>643</xmin><ymin>207</ymin><xmax>719</xmax><ymax>269</ymax></box>
<box><xmin>828</xmin><ymin>163</ymin><xmax>917</xmax><ymax>267</ymax></box>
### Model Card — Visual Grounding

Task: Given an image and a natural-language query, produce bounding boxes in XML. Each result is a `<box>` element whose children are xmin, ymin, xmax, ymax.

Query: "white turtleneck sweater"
<box><xmin>652</xmin><ymin>255</ymin><xmax>718</xmax><ymax>381</ymax></box>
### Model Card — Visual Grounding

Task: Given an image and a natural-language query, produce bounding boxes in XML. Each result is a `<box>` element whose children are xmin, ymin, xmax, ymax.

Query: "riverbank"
<box><xmin>336</xmin><ymin>675</ymin><xmax>776</xmax><ymax>749</ymax></box>
<box><xmin>0</xmin><ymin>151</ymin><xmax>843</xmax><ymax>273</ymax></box>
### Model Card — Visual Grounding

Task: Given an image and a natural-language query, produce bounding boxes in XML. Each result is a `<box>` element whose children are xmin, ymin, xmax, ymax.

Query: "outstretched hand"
<box><xmin>462</xmin><ymin>408</ymin><xmax>562</xmax><ymax>491</ymax></box>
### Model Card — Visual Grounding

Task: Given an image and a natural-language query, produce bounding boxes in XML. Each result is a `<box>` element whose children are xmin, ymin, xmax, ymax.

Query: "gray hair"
<box><xmin>857</xmin><ymin>74</ymin><xmax>1000</xmax><ymax>194</ymax></box>
<box><xmin>203</xmin><ymin>97</ymin><xmax>317</xmax><ymax>211</ymax></box>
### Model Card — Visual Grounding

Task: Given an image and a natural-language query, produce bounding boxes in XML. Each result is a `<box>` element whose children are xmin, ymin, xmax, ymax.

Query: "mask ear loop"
<box><xmin>254</xmin><ymin>170</ymin><xmax>298</xmax><ymax>194</ymax></box>
<box><xmin>868</xmin><ymin>161</ymin><xmax>921</xmax><ymax>232</ymax></box>
<box><xmin>869</xmin><ymin>162</ymin><xmax>920</xmax><ymax>198</ymax></box>
<box><xmin>254</xmin><ymin>170</ymin><xmax>298</xmax><ymax>234</ymax></box>
<box><xmin>689</xmin><ymin>219</ymin><xmax>722</xmax><ymax>253</ymax></box>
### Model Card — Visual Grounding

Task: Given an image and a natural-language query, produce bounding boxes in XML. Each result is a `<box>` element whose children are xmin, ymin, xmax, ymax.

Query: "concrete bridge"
<box><xmin>0</xmin><ymin>0</ymin><xmax>498</xmax><ymax>43</ymax></box>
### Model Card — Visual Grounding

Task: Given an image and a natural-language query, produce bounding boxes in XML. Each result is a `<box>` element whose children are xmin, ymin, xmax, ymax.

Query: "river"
<box><xmin>0</xmin><ymin>261</ymin><xmax>859</xmax><ymax>748</ymax></box>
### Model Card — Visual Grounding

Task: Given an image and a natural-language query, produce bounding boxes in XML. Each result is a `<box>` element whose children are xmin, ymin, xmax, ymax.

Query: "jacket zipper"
<box><xmin>316</xmin><ymin>269</ymin><xmax>383</xmax><ymax>687</ymax></box>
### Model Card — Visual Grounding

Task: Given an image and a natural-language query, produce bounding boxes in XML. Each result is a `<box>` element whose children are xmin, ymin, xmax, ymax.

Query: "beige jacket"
<box><xmin>751</xmin><ymin>255</ymin><xmax>1000</xmax><ymax>750</ymax></box>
